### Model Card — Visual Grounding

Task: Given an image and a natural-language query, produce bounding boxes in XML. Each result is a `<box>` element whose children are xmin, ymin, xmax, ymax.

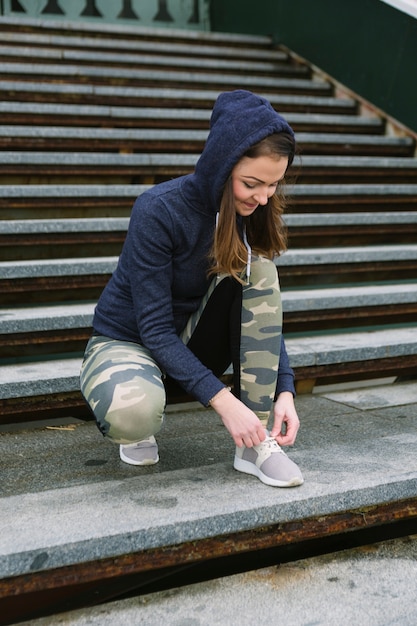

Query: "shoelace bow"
<box><xmin>262</xmin><ymin>437</ymin><xmax>285</xmax><ymax>452</ymax></box>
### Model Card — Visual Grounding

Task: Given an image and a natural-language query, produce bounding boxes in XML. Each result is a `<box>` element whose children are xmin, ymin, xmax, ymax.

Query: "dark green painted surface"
<box><xmin>210</xmin><ymin>0</ymin><xmax>417</xmax><ymax>133</ymax></box>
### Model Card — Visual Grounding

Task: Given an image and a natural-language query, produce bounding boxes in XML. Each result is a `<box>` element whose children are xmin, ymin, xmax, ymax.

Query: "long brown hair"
<box><xmin>209</xmin><ymin>132</ymin><xmax>295</xmax><ymax>282</ymax></box>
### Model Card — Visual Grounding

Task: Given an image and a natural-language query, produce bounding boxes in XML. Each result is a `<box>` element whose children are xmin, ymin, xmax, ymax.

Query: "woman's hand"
<box><xmin>210</xmin><ymin>389</ymin><xmax>266</xmax><ymax>448</ymax></box>
<box><xmin>270</xmin><ymin>391</ymin><xmax>300</xmax><ymax>446</ymax></box>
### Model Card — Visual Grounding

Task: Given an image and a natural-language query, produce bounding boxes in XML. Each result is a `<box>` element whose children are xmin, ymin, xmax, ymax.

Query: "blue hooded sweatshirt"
<box><xmin>92</xmin><ymin>90</ymin><xmax>296</xmax><ymax>406</ymax></box>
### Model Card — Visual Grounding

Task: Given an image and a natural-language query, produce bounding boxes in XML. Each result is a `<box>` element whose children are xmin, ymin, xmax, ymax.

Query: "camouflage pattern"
<box><xmin>80</xmin><ymin>335</ymin><xmax>165</xmax><ymax>444</ymax></box>
<box><xmin>239</xmin><ymin>256</ymin><xmax>282</xmax><ymax>424</ymax></box>
<box><xmin>80</xmin><ymin>255</ymin><xmax>281</xmax><ymax>442</ymax></box>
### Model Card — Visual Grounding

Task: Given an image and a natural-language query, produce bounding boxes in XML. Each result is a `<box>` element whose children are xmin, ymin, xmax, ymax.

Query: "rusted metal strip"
<box><xmin>1</xmin><ymin>498</ymin><xmax>416</xmax><ymax>605</ymax></box>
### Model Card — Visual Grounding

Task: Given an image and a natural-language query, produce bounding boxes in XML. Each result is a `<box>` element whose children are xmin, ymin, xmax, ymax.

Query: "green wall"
<box><xmin>210</xmin><ymin>0</ymin><xmax>417</xmax><ymax>133</ymax></box>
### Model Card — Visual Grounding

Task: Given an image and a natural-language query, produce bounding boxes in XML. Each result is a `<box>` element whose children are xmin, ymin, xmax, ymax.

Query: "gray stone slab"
<box><xmin>0</xmin><ymin>256</ymin><xmax>117</xmax><ymax>279</ymax></box>
<box><xmin>1</xmin><ymin>151</ymin><xmax>416</xmax><ymax>170</ymax></box>
<box><xmin>0</xmin><ymin>184</ymin><xmax>149</xmax><ymax>198</ymax></box>
<box><xmin>1</xmin><ymin>327</ymin><xmax>417</xmax><ymax>398</ymax></box>
<box><xmin>276</xmin><ymin>243</ymin><xmax>417</xmax><ymax>265</ymax></box>
<box><xmin>0</xmin><ymin>151</ymin><xmax>199</xmax><ymax>166</ymax></box>
<box><xmin>0</xmin><ymin>303</ymin><xmax>94</xmax><ymax>332</ymax></box>
<box><xmin>22</xmin><ymin>536</ymin><xmax>417</xmax><ymax>626</ymax></box>
<box><xmin>0</xmin><ymin>183</ymin><xmax>416</xmax><ymax>199</ymax></box>
<box><xmin>0</xmin><ymin>15</ymin><xmax>271</xmax><ymax>45</ymax></box>
<box><xmin>4</xmin><ymin>211</ymin><xmax>417</xmax><ymax>235</ymax></box>
<box><xmin>0</xmin><ymin>391</ymin><xmax>416</xmax><ymax>580</ymax></box>
<box><xmin>1</xmin><ymin>62</ymin><xmax>328</xmax><ymax>92</ymax></box>
<box><xmin>0</xmin><ymin>357</ymin><xmax>82</xmax><ymax>399</ymax></box>
<box><xmin>0</xmin><ymin>218</ymin><xmax>129</xmax><ymax>234</ymax></box>
<box><xmin>282</xmin><ymin>283</ymin><xmax>417</xmax><ymax>310</ymax></box>
<box><xmin>0</xmin><ymin>80</ymin><xmax>356</xmax><ymax>109</ymax></box>
<box><xmin>1</xmin><ymin>31</ymin><xmax>287</xmax><ymax>61</ymax></box>
<box><xmin>0</xmin><ymin>125</ymin><xmax>411</xmax><ymax>148</ymax></box>
<box><xmin>322</xmin><ymin>381</ymin><xmax>417</xmax><ymax>410</ymax></box>
<box><xmin>291</xmin><ymin>183</ymin><xmax>417</xmax><ymax>195</ymax></box>
<box><xmin>0</xmin><ymin>101</ymin><xmax>380</xmax><ymax>129</ymax></box>
<box><xmin>287</xmin><ymin>326</ymin><xmax>417</xmax><ymax>367</ymax></box>
<box><xmin>3</xmin><ymin>245</ymin><xmax>417</xmax><ymax>279</ymax></box>
<box><xmin>285</xmin><ymin>211</ymin><xmax>417</xmax><ymax>226</ymax></box>
<box><xmin>0</xmin><ymin>45</ymin><xmax>297</xmax><ymax>74</ymax></box>
<box><xmin>2</xmin><ymin>283</ymin><xmax>417</xmax><ymax>335</ymax></box>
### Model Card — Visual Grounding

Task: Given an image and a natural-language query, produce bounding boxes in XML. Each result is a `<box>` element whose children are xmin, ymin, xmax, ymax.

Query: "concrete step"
<box><xmin>19</xmin><ymin>536</ymin><xmax>417</xmax><ymax>625</ymax></box>
<box><xmin>2</xmin><ymin>245</ymin><xmax>416</xmax><ymax>304</ymax></box>
<box><xmin>0</xmin><ymin>61</ymin><xmax>331</xmax><ymax>96</ymax></box>
<box><xmin>1</xmin><ymin>184</ymin><xmax>417</xmax><ymax>220</ymax></box>
<box><xmin>0</xmin><ymin>29</ymin><xmax>290</xmax><ymax>62</ymax></box>
<box><xmin>0</xmin><ymin>154</ymin><xmax>416</xmax><ymax>185</ymax></box>
<box><xmin>2</xmin><ymin>211</ymin><xmax>417</xmax><ymax>260</ymax></box>
<box><xmin>1</xmin><ymin>284</ymin><xmax>417</xmax><ymax>359</ymax></box>
<box><xmin>0</xmin><ymin>127</ymin><xmax>411</xmax><ymax>156</ymax></box>
<box><xmin>1</xmin><ymin>383</ymin><xmax>416</xmax><ymax>621</ymax></box>
<box><xmin>0</xmin><ymin>80</ymin><xmax>357</xmax><ymax>113</ymax></box>
<box><xmin>0</xmin><ymin>15</ymin><xmax>275</xmax><ymax>48</ymax></box>
<box><xmin>0</xmin><ymin>44</ymin><xmax>307</xmax><ymax>78</ymax></box>
<box><xmin>0</xmin><ymin>327</ymin><xmax>416</xmax><ymax>406</ymax></box>
<box><xmin>0</xmin><ymin>101</ymin><xmax>382</xmax><ymax>133</ymax></box>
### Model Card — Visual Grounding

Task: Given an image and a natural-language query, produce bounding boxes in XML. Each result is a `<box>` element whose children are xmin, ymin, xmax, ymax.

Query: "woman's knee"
<box><xmin>80</xmin><ymin>335</ymin><xmax>166</xmax><ymax>444</ymax></box>
<box><xmin>92</xmin><ymin>377</ymin><xmax>166</xmax><ymax>444</ymax></box>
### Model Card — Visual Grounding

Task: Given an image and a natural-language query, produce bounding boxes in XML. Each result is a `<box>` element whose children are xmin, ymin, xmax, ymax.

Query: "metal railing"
<box><xmin>0</xmin><ymin>0</ymin><xmax>209</xmax><ymax>30</ymax></box>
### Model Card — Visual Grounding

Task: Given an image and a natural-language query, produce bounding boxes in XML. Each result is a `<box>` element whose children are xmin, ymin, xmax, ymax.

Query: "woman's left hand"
<box><xmin>270</xmin><ymin>391</ymin><xmax>300</xmax><ymax>446</ymax></box>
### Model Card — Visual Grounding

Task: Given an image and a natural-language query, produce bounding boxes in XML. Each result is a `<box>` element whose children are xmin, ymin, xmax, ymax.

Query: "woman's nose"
<box><xmin>253</xmin><ymin>188</ymin><xmax>269</xmax><ymax>205</ymax></box>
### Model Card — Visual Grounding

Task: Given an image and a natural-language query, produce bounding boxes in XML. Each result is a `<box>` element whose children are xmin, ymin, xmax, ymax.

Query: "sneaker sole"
<box><xmin>234</xmin><ymin>455</ymin><xmax>304</xmax><ymax>487</ymax></box>
<box><xmin>119</xmin><ymin>449</ymin><xmax>159</xmax><ymax>466</ymax></box>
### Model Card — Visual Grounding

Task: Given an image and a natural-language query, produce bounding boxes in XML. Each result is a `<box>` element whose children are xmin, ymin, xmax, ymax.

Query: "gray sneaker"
<box><xmin>234</xmin><ymin>436</ymin><xmax>303</xmax><ymax>487</ymax></box>
<box><xmin>119</xmin><ymin>436</ymin><xmax>159</xmax><ymax>466</ymax></box>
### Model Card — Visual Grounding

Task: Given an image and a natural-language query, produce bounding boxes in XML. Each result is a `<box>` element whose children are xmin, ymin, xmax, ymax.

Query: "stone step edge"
<box><xmin>2</xmin><ymin>283</ymin><xmax>417</xmax><ymax>333</ymax></box>
<box><xmin>0</xmin><ymin>326</ymin><xmax>416</xmax><ymax>399</ymax></box>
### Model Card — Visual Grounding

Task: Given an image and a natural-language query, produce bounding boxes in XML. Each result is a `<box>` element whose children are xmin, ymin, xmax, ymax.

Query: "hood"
<box><xmin>186</xmin><ymin>90</ymin><xmax>294</xmax><ymax>214</ymax></box>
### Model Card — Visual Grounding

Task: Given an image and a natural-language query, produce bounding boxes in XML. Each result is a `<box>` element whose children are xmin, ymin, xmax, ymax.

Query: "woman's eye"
<box><xmin>244</xmin><ymin>182</ymin><xmax>255</xmax><ymax>189</ymax></box>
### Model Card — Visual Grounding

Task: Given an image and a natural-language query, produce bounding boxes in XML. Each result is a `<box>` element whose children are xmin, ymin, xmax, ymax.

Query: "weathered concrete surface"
<box><xmin>21</xmin><ymin>534</ymin><xmax>417</xmax><ymax>626</ymax></box>
<box><xmin>0</xmin><ymin>383</ymin><xmax>416</xmax><ymax>581</ymax></box>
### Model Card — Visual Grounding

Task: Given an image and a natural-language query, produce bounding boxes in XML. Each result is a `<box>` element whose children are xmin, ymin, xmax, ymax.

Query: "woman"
<box><xmin>80</xmin><ymin>90</ymin><xmax>304</xmax><ymax>487</ymax></box>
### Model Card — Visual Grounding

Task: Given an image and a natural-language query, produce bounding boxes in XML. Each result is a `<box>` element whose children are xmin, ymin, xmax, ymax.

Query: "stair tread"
<box><xmin>1</xmin><ymin>183</ymin><xmax>416</xmax><ymax>199</ymax></box>
<box><xmin>0</xmin><ymin>327</ymin><xmax>416</xmax><ymax>395</ymax></box>
<box><xmin>0</xmin><ymin>80</ymin><xmax>356</xmax><ymax>109</ymax></box>
<box><xmin>0</xmin><ymin>126</ymin><xmax>409</xmax><ymax>146</ymax></box>
<box><xmin>0</xmin><ymin>102</ymin><xmax>378</xmax><ymax>128</ymax></box>
<box><xmin>3</xmin><ymin>211</ymin><xmax>417</xmax><ymax>234</ymax></box>
<box><xmin>2</xmin><ymin>245</ymin><xmax>417</xmax><ymax>277</ymax></box>
<box><xmin>2</xmin><ymin>284</ymin><xmax>417</xmax><ymax>332</ymax></box>
<box><xmin>1</xmin><ymin>389</ymin><xmax>416</xmax><ymax>579</ymax></box>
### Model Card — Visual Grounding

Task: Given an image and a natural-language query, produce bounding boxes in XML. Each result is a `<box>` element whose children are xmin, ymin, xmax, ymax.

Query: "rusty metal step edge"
<box><xmin>1</xmin><ymin>497</ymin><xmax>416</xmax><ymax>602</ymax></box>
<box><xmin>0</xmin><ymin>457</ymin><xmax>416</xmax><ymax>583</ymax></box>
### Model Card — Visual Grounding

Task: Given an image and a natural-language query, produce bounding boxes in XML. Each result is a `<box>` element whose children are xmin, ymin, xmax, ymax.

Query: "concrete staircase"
<box><xmin>0</xmin><ymin>17</ymin><xmax>417</xmax><ymax>623</ymax></box>
<box><xmin>1</xmin><ymin>18</ymin><xmax>416</xmax><ymax>423</ymax></box>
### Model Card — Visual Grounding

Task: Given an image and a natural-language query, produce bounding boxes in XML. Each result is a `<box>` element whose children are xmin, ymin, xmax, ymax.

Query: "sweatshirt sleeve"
<box><xmin>275</xmin><ymin>335</ymin><xmax>296</xmax><ymax>398</ymax></box>
<box><xmin>126</xmin><ymin>198</ymin><xmax>225</xmax><ymax>407</ymax></box>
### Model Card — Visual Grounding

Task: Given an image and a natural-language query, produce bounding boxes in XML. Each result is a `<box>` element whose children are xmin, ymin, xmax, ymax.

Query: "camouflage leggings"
<box><xmin>80</xmin><ymin>256</ymin><xmax>282</xmax><ymax>444</ymax></box>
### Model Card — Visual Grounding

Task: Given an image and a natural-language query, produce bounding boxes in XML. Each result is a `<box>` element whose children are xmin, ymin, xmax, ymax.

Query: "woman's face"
<box><xmin>231</xmin><ymin>154</ymin><xmax>289</xmax><ymax>216</ymax></box>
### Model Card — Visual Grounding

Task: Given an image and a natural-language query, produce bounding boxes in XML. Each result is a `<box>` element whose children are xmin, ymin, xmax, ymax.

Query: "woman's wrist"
<box><xmin>207</xmin><ymin>386</ymin><xmax>232</xmax><ymax>407</ymax></box>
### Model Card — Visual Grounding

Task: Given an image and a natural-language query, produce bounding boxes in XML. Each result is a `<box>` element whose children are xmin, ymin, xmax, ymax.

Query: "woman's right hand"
<box><xmin>210</xmin><ymin>389</ymin><xmax>266</xmax><ymax>448</ymax></box>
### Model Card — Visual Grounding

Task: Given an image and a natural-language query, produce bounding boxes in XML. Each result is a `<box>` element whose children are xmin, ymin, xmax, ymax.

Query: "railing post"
<box><xmin>42</xmin><ymin>0</ymin><xmax>64</xmax><ymax>15</ymax></box>
<box><xmin>118</xmin><ymin>0</ymin><xmax>140</xmax><ymax>20</ymax></box>
<box><xmin>80</xmin><ymin>0</ymin><xmax>102</xmax><ymax>18</ymax></box>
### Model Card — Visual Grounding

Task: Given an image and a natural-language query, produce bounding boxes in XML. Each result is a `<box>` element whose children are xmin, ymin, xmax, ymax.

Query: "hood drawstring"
<box><xmin>242</xmin><ymin>226</ymin><xmax>252</xmax><ymax>284</ymax></box>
